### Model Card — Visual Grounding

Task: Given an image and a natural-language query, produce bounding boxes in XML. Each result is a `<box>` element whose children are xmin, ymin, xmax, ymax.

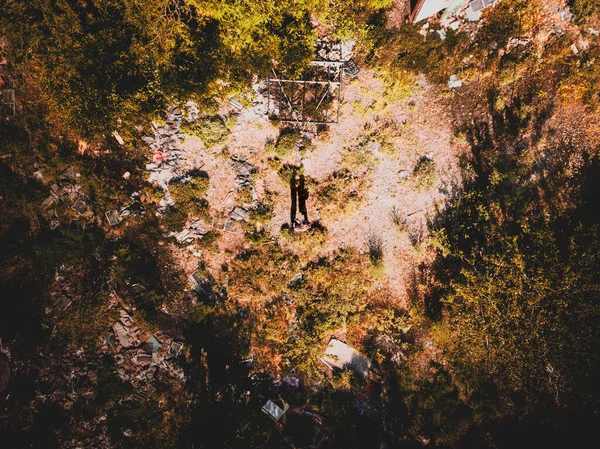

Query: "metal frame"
<box><xmin>267</xmin><ymin>46</ymin><xmax>345</xmax><ymax>125</ymax></box>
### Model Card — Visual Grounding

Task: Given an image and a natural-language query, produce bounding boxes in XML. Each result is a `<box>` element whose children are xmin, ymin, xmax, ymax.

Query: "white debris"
<box><xmin>112</xmin><ymin>131</ymin><xmax>125</xmax><ymax>146</ymax></box>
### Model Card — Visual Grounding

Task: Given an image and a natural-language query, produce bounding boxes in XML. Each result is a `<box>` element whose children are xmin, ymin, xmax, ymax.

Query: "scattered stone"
<box><xmin>288</xmin><ymin>273</ymin><xmax>303</xmax><ymax>289</ymax></box>
<box><xmin>398</xmin><ymin>170</ymin><xmax>409</xmax><ymax>179</ymax></box>
<box><xmin>174</xmin><ymin>220</ymin><xmax>208</xmax><ymax>243</ymax></box>
<box><xmin>123</xmin><ymin>171</ymin><xmax>131</xmax><ymax>180</ymax></box>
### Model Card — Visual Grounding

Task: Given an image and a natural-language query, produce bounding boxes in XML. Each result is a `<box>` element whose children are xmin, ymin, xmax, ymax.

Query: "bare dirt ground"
<box><xmin>171</xmin><ymin>70</ymin><xmax>465</xmax><ymax>304</ymax></box>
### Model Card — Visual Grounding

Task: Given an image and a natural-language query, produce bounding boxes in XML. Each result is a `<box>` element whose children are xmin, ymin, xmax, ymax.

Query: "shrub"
<box><xmin>389</xmin><ymin>206</ymin><xmax>408</xmax><ymax>232</ymax></box>
<box><xmin>266</xmin><ymin>128</ymin><xmax>312</xmax><ymax>157</ymax></box>
<box><xmin>183</xmin><ymin>116</ymin><xmax>229</xmax><ymax>148</ymax></box>
<box><xmin>413</xmin><ymin>156</ymin><xmax>437</xmax><ymax>191</ymax></box>
<box><xmin>365</xmin><ymin>231</ymin><xmax>384</xmax><ymax>264</ymax></box>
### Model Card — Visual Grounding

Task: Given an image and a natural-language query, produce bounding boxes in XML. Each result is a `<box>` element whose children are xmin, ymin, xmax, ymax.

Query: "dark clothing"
<box><xmin>298</xmin><ymin>175</ymin><xmax>309</xmax><ymax>223</ymax></box>
<box><xmin>290</xmin><ymin>172</ymin><xmax>297</xmax><ymax>226</ymax></box>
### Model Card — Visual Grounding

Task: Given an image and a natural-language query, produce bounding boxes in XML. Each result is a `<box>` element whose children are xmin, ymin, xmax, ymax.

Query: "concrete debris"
<box><xmin>119</xmin><ymin>192</ymin><xmax>144</xmax><ymax>219</ymax></box>
<box><xmin>448</xmin><ymin>74</ymin><xmax>463</xmax><ymax>88</ymax></box>
<box><xmin>39</xmin><ymin>166</ymin><xmax>87</xmax><ymax>223</ymax></box>
<box><xmin>236</xmin><ymin>174</ymin><xmax>254</xmax><ymax>190</ymax></box>
<box><xmin>158</xmin><ymin>192</ymin><xmax>176</xmax><ymax>213</ymax></box>
<box><xmin>145</xmin><ymin>107</ymin><xmax>186</xmax><ymax>190</ymax></box>
<box><xmin>189</xmin><ymin>269</ymin><xmax>211</xmax><ymax>295</ymax></box>
<box><xmin>112</xmin><ymin>322</ymin><xmax>139</xmax><ymax>348</ymax></box>
<box><xmin>398</xmin><ymin>170</ymin><xmax>409</xmax><ymax>179</ymax></box>
<box><xmin>112</xmin><ymin>131</ymin><xmax>125</xmax><ymax>146</ymax></box>
<box><xmin>185</xmin><ymin>100</ymin><xmax>200</xmax><ymax>122</ymax></box>
<box><xmin>315</xmin><ymin>40</ymin><xmax>345</xmax><ymax>61</ymax></box>
<box><xmin>174</xmin><ymin>220</ymin><xmax>208</xmax><ymax>243</ymax></box>
<box><xmin>231</xmin><ymin>154</ymin><xmax>257</xmax><ymax>177</ymax></box>
<box><xmin>229</xmin><ymin>206</ymin><xmax>249</xmax><ymax>222</ymax></box>
<box><xmin>229</xmin><ymin>98</ymin><xmax>244</xmax><ymax>112</ymax></box>
<box><xmin>288</xmin><ymin>272</ymin><xmax>303</xmax><ymax>289</ymax></box>
<box><xmin>102</xmin><ymin>309</ymin><xmax>187</xmax><ymax>391</ymax></box>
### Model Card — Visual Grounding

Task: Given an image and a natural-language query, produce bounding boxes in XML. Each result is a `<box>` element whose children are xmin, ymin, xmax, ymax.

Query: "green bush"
<box><xmin>183</xmin><ymin>116</ymin><xmax>230</xmax><ymax>148</ymax></box>
<box><xmin>413</xmin><ymin>156</ymin><xmax>437</xmax><ymax>191</ymax></box>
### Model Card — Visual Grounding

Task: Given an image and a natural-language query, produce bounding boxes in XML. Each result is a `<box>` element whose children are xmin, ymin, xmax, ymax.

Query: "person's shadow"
<box><xmin>290</xmin><ymin>171</ymin><xmax>310</xmax><ymax>227</ymax></box>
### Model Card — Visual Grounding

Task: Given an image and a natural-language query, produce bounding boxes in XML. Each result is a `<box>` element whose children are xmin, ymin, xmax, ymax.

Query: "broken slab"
<box><xmin>448</xmin><ymin>74</ymin><xmax>462</xmax><ymax>89</ymax></box>
<box><xmin>41</xmin><ymin>195</ymin><xmax>59</xmax><ymax>210</ymax></box>
<box><xmin>141</xmin><ymin>336</ymin><xmax>162</xmax><ymax>354</ymax></box>
<box><xmin>231</xmin><ymin>155</ymin><xmax>257</xmax><ymax>177</ymax></box>
<box><xmin>322</xmin><ymin>338</ymin><xmax>371</xmax><ymax>377</ymax></box>
<box><xmin>262</xmin><ymin>400</ymin><xmax>287</xmax><ymax>422</ymax></box>
<box><xmin>112</xmin><ymin>131</ymin><xmax>125</xmax><ymax>146</ymax></box>
<box><xmin>113</xmin><ymin>322</ymin><xmax>138</xmax><ymax>348</ymax></box>
<box><xmin>229</xmin><ymin>206</ymin><xmax>249</xmax><ymax>222</ymax></box>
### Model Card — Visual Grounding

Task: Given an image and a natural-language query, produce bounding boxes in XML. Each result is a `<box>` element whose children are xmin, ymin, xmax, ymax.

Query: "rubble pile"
<box><xmin>229</xmin><ymin>206</ymin><xmax>250</xmax><ymax>222</ymax></box>
<box><xmin>225</xmin><ymin>154</ymin><xmax>263</xmax><ymax>224</ymax></box>
<box><xmin>40</xmin><ymin>167</ymin><xmax>87</xmax><ymax>229</ymax></box>
<box><xmin>315</xmin><ymin>40</ymin><xmax>343</xmax><ymax>61</ymax></box>
<box><xmin>103</xmin><ymin>309</ymin><xmax>186</xmax><ymax>387</ymax></box>
<box><xmin>173</xmin><ymin>219</ymin><xmax>208</xmax><ymax>243</ymax></box>
<box><xmin>144</xmin><ymin>106</ymin><xmax>186</xmax><ymax>191</ymax></box>
<box><xmin>105</xmin><ymin>192</ymin><xmax>145</xmax><ymax>226</ymax></box>
<box><xmin>231</xmin><ymin>154</ymin><xmax>257</xmax><ymax>191</ymax></box>
<box><xmin>144</xmin><ymin>104</ymin><xmax>204</xmax><ymax>213</ymax></box>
